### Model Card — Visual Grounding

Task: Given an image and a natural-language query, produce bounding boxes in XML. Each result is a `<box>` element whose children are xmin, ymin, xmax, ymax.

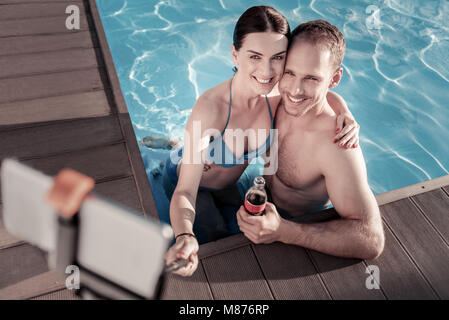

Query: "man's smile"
<box><xmin>287</xmin><ymin>94</ymin><xmax>307</xmax><ymax>105</ymax></box>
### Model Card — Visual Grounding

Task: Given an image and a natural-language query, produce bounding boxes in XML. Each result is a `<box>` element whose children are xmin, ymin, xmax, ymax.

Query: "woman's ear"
<box><xmin>231</xmin><ymin>44</ymin><xmax>239</xmax><ymax>66</ymax></box>
<box><xmin>329</xmin><ymin>67</ymin><xmax>343</xmax><ymax>89</ymax></box>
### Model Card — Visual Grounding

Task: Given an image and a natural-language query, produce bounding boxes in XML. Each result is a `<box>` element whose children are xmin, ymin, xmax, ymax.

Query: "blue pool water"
<box><xmin>96</xmin><ymin>0</ymin><xmax>449</xmax><ymax>196</ymax></box>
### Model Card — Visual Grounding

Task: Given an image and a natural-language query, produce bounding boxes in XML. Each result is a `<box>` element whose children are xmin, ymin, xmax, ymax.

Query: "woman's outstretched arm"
<box><xmin>165</xmin><ymin>92</ymin><xmax>223</xmax><ymax>277</ymax></box>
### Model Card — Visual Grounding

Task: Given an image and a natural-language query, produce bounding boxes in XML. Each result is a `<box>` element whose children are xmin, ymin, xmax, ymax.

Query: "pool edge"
<box><xmin>88</xmin><ymin>0</ymin><xmax>159</xmax><ymax>220</ymax></box>
<box><xmin>375</xmin><ymin>174</ymin><xmax>449</xmax><ymax>205</ymax></box>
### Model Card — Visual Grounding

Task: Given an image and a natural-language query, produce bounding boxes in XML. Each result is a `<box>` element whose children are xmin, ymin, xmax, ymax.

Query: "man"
<box><xmin>236</xmin><ymin>20</ymin><xmax>385</xmax><ymax>260</ymax></box>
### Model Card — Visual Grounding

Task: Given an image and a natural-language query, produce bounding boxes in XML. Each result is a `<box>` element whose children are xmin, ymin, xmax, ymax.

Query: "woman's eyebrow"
<box><xmin>246</xmin><ymin>50</ymin><xmax>286</xmax><ymax>56</ymax></box>
<box><xmin>247</xmin><ymin>50</ymin><xmax>263</xmax><ymax>55</ymax></box>
<box><xmin>272</xmin><ymin>51</ymin><xmax>286</xmax><ymax>56</ymax></box>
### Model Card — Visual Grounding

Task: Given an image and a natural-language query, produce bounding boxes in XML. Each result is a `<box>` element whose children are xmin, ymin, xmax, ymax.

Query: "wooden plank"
<box><xmin>364</xmin><ymin>222</ymin><xmax>438</xmax><ymax>299</ymax></box>
<box><xmin>24</xmin><ymin>143</ymin><xmax>132</xmax><ymax>184</ymax></box>
<box><xmin>411</xmin><ymin>189</ymin><xmax>449</xmax><ymax>245</ymax></box>
<box><xmin>0</xmin><ymin>143</ymin><xmax>132</xmax><ymax>204</ymax></box>
<box><xmin>0</xmin><ymin>13</ymin><xmax>90</xmax><ymax>37</ymax></box>
<box><xmin>0</xmin><ymin>271</ymin><xmax>65</xmax><ymax>300</ymax></box>
<box><xmin>94</xmin><ymin>176</ymin><xmax>143</xmax><ymax>214</ymax></box>
<box><xmin>0</xmin><ymin>90</ymin><xmax>111</xmax><ymax>126</ymax></box>
<box><xmin>199</xmin><ymin>233</ymin><xmax>250</xmax><ymax>259</ymax></box>
<box><xmin>259</xmin><ymin>208</ymin><xmax>382</xmax><ymax>299</ymax></box>
<box><xmin>252</xmin><ymin>242</ymin><xmax>330</xmax><ymax>300</ymax></box>
<box><xmin>202</xmin><ymin>245</ymin><xmax>273</xmax><ymax>300</ymax></box>
<box><xmin>0</xmin><ymin>116</ymin><xmax>123</xmax><ymax>161</ymax></box>
<box><xmin>0</xmin><ymin>14</ymin><xmax>89</xmax><ymax>38</ymax></box>
<box><xmin>0</xmin><ymin>243</ymin><xmax>48</xmax><ymax>289</ymax></box>
<box><xmin>1</xmin><ymin>0</ymin><xmax>74</xmax><ymax>3</ymax></box>
<box><xmin>0</xmin><ymin>31</ymin><xmax>97</xmax><ymax>57</ymax></box>
<box><xmin>118</xmin><ymin>114</ymin><xmax>159</xmax><ymax>219</ymax></box>
<box><xmin>380</xmin><ymin>198</ymin><xmax>449</xmax><ymax>299</ymax></box>
<box><xmin>0</xmin><ymin>2</ymin><xmax>85</xmax><ymax>21</ymax></box>
<box><xmin>0</xmin><ymin>68</ymin><xmax>106</xmax><ymax>104</ymax></box>
<box><xmin>160</xmin><ymin>263</ymin><xmax>213</xmax><ymax>300</ymax></box>
<box><xmin>31</xmin><ymin>288</ymin><xmax>80</xmax><ymax>300</ymax></box>
<box><xmin>0</xmin><ymin>231</ymin><xmax>25</xmax><ymax>251</ymax></box>
<box><xmin>0</xmin><ymin>48</ymin><xmax>100</xmax><ymax>79</ymax></box>
<box><xmin>307</xmin><ymin>251</ymin><xmax>386</xmax><ymax>300</ymax></box>
<box><xmin>443</xmin><ymin>186</ymin><xmax>449</xmax><ymax>195</ymax></box>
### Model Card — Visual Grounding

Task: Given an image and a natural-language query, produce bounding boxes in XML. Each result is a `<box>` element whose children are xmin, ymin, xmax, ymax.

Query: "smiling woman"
<box><xmin>231</xmin><ymin>32</ymin><xmax>287</xmax><ymax>95</ymax></box>
<box><xmin>230</xmin><ymin>6</ymin><xmax>289</xmax><ymax>94</ymax></box>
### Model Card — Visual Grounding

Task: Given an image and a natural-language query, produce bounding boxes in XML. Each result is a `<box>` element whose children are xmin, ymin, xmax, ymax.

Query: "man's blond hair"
<box><xmin>290</xmin><ymin>19</ymin><xmax>346</xmax><ymax>69</ymax></box>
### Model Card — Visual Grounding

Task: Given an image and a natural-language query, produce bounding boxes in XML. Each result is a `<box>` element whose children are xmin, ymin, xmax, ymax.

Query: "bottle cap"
<box><xmin>254</xmin><ymin>176</ymin><xmax>265</xmax><ymax>185</ymax></box>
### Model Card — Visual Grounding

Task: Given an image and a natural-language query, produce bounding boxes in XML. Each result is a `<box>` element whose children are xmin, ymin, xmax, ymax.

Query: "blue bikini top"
<box><xmin>205</xmin><ymin>79</ymin><xmax>274</xmax><ymax>168</ymax></box>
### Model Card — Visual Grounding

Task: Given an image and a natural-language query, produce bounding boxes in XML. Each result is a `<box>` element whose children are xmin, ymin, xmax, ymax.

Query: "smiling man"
<box><xmin>237</xmin><ymin>20</ymin><xmax>385</xmax><ymax>260</ymax></box>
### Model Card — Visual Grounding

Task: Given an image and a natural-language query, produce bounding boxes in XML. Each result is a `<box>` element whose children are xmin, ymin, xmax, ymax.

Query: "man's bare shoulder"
<box><xmin>308</xmin><ymin>112</ymin><xmax>337</xmax><ymax>143</ymax></box>
<box><xmin>318</xmin><ymin>134</ymin><xmax>367</xmax><ymax>180</ymax></box>
<box><xmin>309</xmin><ymin>113</ymin><xmax>364</xmax><ymax>171</ymax></box>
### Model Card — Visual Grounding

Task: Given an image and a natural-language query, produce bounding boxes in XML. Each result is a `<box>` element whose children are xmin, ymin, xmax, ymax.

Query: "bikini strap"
<box><xmin>220</xmin><ymin>79</ymin><xmax>233</xmax><ymax>135</ymax></box>
<box><xmin>265</xmin><ymin>95</ymin><xmax>274</xmax><ymax>127</ymax></box>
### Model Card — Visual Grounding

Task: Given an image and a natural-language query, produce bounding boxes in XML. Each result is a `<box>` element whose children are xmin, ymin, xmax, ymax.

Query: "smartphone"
<box><xmin>1</xmin><ymin>158</ymin><xmax>173</xmax><ymax>299</ymax></box>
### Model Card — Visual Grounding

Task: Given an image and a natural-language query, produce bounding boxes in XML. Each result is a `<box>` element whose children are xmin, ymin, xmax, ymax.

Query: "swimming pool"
<box><xmin>96</xmin><ymin>0</ymin><xmax>449</xmax><ymax>196</ymax></box>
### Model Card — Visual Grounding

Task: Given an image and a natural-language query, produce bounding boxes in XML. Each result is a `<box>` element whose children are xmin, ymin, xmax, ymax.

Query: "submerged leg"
<box><xmin>193</xmin><ymin>191</ymin><xmax>231</xmax><ymax>244</ymax></box>
<box><xmin>140</xmin><ymin>135</ymin><xmax>180</xmax><ymax>150</ymax></box>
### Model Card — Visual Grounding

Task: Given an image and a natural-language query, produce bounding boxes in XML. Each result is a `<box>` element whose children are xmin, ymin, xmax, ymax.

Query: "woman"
<box><xmin>163</xmin><ymin>6</ymin><xmax>359</xmax><ymax>276</ymax></box>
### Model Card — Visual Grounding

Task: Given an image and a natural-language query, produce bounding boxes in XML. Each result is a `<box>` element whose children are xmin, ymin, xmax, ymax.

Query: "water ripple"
<box><xmin>106</xmin><ymin>0</ymin><xmax>127</xmax><ymax>17</ymax></box>
<box><xmin>418</xmin><ymin>31</ymin><xmax>449</xmax><ymax>83</ymax></box>
<box><xmin>309</xmin><ymin>0</ymin><xmax>325</xmax><ymax>17</ymax></box>
<box><xmin>97</xmin><ymin>0</ymin><xmax>449</xmax><ymax>193</ymax></box>
<box><xmin>362</xmin><ymin>138</ymin><xmax>432</xmax><ymax>180</ymax></box>
<box><xmin>409</xmin><ymin>134</ymin><xmax>449</xmax><ymax>175</ymax></box>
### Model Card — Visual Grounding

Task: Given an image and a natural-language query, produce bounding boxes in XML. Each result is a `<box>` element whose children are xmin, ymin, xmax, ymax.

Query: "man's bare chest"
<box><xmin>276</xmin><ymin>130</ymin><xmax>324</xmax><ymax>191</ymax></box>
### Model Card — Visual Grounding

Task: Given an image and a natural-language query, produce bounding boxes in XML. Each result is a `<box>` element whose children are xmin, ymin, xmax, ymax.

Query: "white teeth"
<box><xmin>288</xmin><ymin>95</ymin><xmax>305</xmax><ymax>103</ymax></box>
<box><xmin>255</xmin><ymin>77</ymin><xmax>270</xmax><ymax>84</ymax></box>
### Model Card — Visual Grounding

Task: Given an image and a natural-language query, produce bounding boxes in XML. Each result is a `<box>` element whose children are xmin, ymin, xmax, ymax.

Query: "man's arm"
<box><xmin>278</xmin><ymin>147</ymin><xmax>385</xmax><ymax>260</ymax></box>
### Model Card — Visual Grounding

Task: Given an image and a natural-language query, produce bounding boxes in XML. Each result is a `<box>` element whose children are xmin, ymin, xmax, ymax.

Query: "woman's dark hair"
<box><xmin>233</xmin><ymin>6</ymin><xmax>291</xmax><ymax>51</ymax></box>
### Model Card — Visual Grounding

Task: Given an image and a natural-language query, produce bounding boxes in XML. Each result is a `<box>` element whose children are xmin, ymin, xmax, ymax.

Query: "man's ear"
<box><xmin>231</xmin><ymin>44</ymin><xmax>239</xmax><ymax>66</ymax></box>
<box><xmin>329</xmin><ymin>67</ymin><xmax>343</xmax><ymax>89</ymax></box>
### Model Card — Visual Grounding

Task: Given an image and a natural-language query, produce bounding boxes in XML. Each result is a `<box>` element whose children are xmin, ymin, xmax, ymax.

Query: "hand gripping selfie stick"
<box><xmin>1</xmin><ymin>159</ymin><xmax>176</xmax><ymax>300</ymax></box>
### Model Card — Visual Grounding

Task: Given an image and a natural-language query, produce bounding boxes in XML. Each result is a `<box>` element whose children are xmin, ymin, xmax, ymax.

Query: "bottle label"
<box><xmin>244</xmin><ymin>199</ymin><xmax>266</xmax><ymax>215</ymax></box>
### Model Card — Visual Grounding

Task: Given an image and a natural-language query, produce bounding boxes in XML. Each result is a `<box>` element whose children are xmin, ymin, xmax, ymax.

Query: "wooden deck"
<box><xmin>1</xmin><ymin>0</ymin><xmax>448</xmax><ymax>300</ymax></box>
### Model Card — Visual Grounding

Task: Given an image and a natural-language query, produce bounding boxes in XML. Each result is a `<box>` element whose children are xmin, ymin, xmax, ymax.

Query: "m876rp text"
<box><xmin>223</xmin><ymin>304</ymin><xmax>269</xmax><ymax>315</ymax></box>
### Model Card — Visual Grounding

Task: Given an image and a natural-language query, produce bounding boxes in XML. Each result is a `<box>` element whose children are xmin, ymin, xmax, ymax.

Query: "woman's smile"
<box><xmin>253</xmin><ymin>76</ymin><xmax>272</xmax><ymax>84</ymax></box>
